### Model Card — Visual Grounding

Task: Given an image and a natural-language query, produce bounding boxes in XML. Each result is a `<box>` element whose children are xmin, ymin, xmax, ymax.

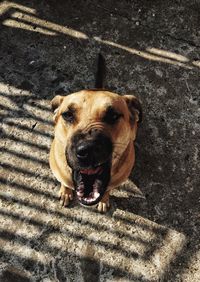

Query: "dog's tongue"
<box><xmin>80</xmin><ymin>166</ymin><xmax>102</xmax><ymax>175</ymax></box>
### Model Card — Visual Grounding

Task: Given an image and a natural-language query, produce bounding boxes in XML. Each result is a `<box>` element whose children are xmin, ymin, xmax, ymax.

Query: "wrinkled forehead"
<box><xmin>60</xmin><ymin>90</ymin><xmax>127</xmax><ymax>113</ymax></box>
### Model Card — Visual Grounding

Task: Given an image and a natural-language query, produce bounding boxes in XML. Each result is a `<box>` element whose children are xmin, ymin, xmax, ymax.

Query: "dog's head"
<box><xmin>51</xmin><ymin>90</ymin><xmax>142</xmax><ymax>206</ymax></box>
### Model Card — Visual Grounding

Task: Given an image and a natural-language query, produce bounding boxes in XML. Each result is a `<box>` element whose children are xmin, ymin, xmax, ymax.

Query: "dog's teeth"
<box><xmin>77</xmin><ymin>191</ymin><xmax>84</xmax><ymax>197</ymax></box>
<box><xmin>93</xmin><ymin>192</ymin><xmax>100</xmax><ymax>198</ymax></box>
<box><xmin>83</xmin><ymin>197</ymin><xmax>92</xmax><ymax>203</ymax></box>
<box><xmin>89</xmin><ymin>192</ymin><xmax>94</xmax><ymax>198</ymax></box>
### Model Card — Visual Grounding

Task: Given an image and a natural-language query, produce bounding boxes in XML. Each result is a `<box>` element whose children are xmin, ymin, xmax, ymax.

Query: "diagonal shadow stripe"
<box><xmin>0</xmin><ymin>198</ymin><xmax>139</xmax><ymax>260</ymax></box>
<box><xmin>0</xmin><ymin>133</ymin><xmax>49</xmax><ymax>152</ymax></box>
<box><xmin>2</xmin><ymin>119</ymin><xmax>53</xmax><ymax>139</ymax></box>
<box><xmin>0</xmin><ymin>247</ymin><xmax>149</xmax><ymax>282</ymax></box>
<box><xmin>0</xmin><ymin>177</ymin><xmax>57</xmax><ymax>199</ymax></box>
<box><xmin>1</xmin><ymin>147</ymin><xmax>49</xmax><ymax>167</ymax></box>
<box><xmin>1</xmin><ymin>162</ymin><xmax>55</xmax><ymax>184</ymax></box>
<box><xmin>0</xmin><ymin>104</ymin><xmax>53</xmax><ymax>126</ymax></box>
<box><xmin>0</xmin><ymin>204</ymin><xmax>140</xmax><ymax>259</ymax></box>
<box><xmin>112</xmin><ymin>213</ymin><xmax>167</xmax><ymax>235</ymax></box>
<box><xmin>0</xmin><ymin>249</ymin><xmax>48</xmax><ymax>279</ymax></box>
<box><xmin>0</xmin><ymin>197</ymin><xmax>149</xmax><ymax>249</ymax></box>
<box><xmin>0</xmin><ymin>208</ymin><xmax>148</xmax><ymax>246</ymax></box>
<box><xmin>0</xmin><ymin>228</ymin><xmax>157</xmax><ymax>282</ymax></box>
<box><xmin>27</xmin><ymin>100</ymin><xmax>52</xmax><ymax>113</ymax></box>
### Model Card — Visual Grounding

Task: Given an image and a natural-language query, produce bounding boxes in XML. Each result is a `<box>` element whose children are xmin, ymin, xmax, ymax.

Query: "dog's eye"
<box><xmin>62</xmin><ymin>110</ymin><xmax>75</xmax><ymax>124</ymax></box>
<box><xmin>103</xmin><ymin>108</ymin><xmax>122</xmax><ymax>125</ymax></box>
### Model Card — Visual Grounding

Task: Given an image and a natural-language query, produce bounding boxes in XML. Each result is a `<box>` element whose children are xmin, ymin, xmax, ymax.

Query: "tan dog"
<box><xmin>49</xmin><ymin>89</ymin><xmax>142</xmax><ymax>212</ymax></box>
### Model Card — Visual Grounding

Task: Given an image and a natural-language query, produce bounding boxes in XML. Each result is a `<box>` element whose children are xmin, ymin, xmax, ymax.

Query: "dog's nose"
<box><xmin>73</xmin><ymin>132</ymin><xmax>113</xmax><ymax>166</ymax></box>
<box><xmin>76</xmin><ymin>143</ymin><xmax>90</xmax><ymax>160</ymax></box>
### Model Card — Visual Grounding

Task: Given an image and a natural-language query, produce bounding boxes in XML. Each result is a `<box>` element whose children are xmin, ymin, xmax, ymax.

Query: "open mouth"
<box><xmin>72</xmin><ymin>162</ymin><xmax>111</xmax><ymax>206</ymax></box>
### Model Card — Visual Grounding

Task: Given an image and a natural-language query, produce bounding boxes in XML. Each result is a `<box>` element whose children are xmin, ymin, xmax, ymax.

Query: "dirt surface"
<box><xmin>0</xmin><ymin>0</ymin><xmax>200</xmax><ymax>281</ymax></box>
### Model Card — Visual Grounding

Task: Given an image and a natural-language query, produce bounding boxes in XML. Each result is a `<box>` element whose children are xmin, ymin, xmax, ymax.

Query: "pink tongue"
<box><xmin>80</xmin><ymin>166</ymin><xmax>102</xmax><ymax>175</ymax></box>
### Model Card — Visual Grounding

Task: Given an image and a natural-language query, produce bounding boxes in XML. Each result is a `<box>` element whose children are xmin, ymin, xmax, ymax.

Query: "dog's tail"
<box><xmin>95</xmin><ymin>53</ymin><xmax>106</xmax><ymax>89</ymax></box>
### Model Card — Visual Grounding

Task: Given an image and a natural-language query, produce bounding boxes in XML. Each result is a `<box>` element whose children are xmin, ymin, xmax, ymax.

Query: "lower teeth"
<box><xmin>93</xmin><ymin>191</ymin><xmax>100</xmax><ymax>198</ymax></box>
<box><xmin>77</xmin><ymin>191</ymin><xmax>84</xmax><ymax>197</ymax></box>
<box><xmin>81</xmin><ymin>191</ymin><xmax>100</xmax><ymax>202</ymax></box>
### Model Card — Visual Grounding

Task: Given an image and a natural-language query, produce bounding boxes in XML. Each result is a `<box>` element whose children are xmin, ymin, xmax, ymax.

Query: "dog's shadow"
<box><xmin>108</xmin><ymin>179</ymin><xmax>147</xmax><ymax>215</ymax></box>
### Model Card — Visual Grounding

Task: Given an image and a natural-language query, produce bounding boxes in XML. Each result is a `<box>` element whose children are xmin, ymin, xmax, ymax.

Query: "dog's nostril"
<box><xmin>76</xmin><ymin>145</ymin><xmax>89</xmax><ymax>159</ymax></box>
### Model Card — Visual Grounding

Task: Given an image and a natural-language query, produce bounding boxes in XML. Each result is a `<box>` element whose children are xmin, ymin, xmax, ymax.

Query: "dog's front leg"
<box><xmin>59</xmin><ymin>184</ymin><xmax>74</xmax><ymax>207</ymax></box>
<box><xmin>97</xmin><ymin>191</ymin><xmax>110</xmax><ymax>213</ymax></box>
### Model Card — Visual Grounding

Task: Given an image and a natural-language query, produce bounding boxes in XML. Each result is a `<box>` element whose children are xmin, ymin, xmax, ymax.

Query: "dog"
<box><xmin>49</xmin><ymin>55</ymin><xmax>142</xmax><ymax>212</ymax></box>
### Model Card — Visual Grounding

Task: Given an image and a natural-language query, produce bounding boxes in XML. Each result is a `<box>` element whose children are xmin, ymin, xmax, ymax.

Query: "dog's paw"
<box><xmin>97</xmin><ymin>192</ymin><xmax>110</xmax><ymax>213</ymax></box>
<box><xmin>59</xmin><ymin>185</ymin><xmax>73</xmax><ymax>207</ymax></box>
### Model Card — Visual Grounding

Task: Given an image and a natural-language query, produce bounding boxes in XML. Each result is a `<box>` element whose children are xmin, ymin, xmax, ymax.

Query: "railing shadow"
<box><xmin>0</xmin><ymin>200</ymin><xmax>185</xmax><ymax>281</ymax></box>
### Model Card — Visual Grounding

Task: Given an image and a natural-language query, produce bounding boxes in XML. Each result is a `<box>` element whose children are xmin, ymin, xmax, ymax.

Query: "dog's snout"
<box><xmin>68</xmin><ymin>130</ymin><xmax>113</xmax><ymax>168</ymax></box>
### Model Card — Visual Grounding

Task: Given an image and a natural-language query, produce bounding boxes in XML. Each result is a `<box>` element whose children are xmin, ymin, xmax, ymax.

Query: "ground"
<box><xmin>0</xmin><ymin>0</ymin><xmax>200</xmax><ymax>281</ymax></box>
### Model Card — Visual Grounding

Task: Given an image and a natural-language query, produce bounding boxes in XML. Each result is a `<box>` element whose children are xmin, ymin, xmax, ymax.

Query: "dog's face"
<box><xmin>51</xmin><ymin>90</ymin><xmax>142</xmax><ymax>206</ymax></box>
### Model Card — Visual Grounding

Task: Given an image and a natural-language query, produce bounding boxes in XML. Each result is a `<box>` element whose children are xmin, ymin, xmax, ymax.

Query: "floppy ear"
<box><xmin>51</xmin><ymin>95</ymin><xmax>64</xmax><ymax>112</ymax></box>
<box><xmin>123</xmin><ymin>95</ymin><xmax>143</xmax><ymax>123</ymax></box>
<box><xmin>51</xmin><ymin>95</ymin><xmax>64</xmax><ymax>122</ymax></box>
